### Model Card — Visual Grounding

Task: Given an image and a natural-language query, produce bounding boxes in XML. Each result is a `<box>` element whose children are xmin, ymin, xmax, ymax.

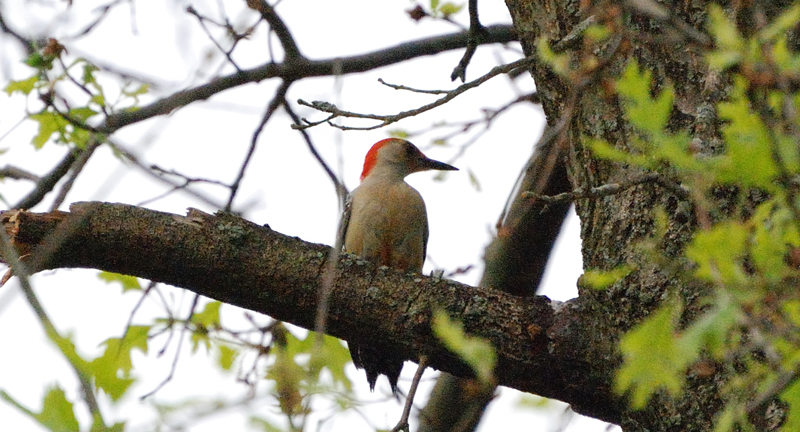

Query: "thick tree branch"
<box><xmin>0</xmin><ymin>202</ymin><xmax>622</xmax><ymax>424</ymax></box>
<box><xmin>102</xmin><ymin>24</ymin><xmax>516</xmax><ymax>132</ymax></box>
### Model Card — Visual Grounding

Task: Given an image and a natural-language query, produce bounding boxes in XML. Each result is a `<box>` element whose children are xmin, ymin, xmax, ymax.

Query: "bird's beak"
<box><xmin>418</xmin><ymin>156</ymin><xmax>458</xmax><ymax>172</ymax></box>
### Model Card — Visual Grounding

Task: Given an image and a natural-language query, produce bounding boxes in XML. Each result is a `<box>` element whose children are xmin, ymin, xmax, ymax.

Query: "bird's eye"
<box><xmin>404</xmin><ymin>142</ymin><xmax>417</xmax><ymax>156</ymax></box>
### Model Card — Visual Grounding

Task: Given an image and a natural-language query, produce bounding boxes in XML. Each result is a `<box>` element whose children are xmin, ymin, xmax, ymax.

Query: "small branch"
<box><xmin>13</xmin><ymin>149</ymin><xmax>79</xmax><ymax>210</ymax></box>
<box><xmin>283</xmin><ymin>101</ymin><xmax>348</xmax><ymax>202</ymax></box>
<box><xmin>68</xmin><ymin>0</ymin><xmax>128</xmax><ymax>39</ymax></box>
<box><xmin>150</xmin><ymin>166</ymin><xmax>231</xmax><ymax>188</ymax></box>
<box><xmin>250</xmin><ymin>0</ymin><xmax>303</xmax><ymax>60</ymax></box>
<box><xmin>50</xmin><ymin>136</ymin><xmax>102</xmax><ymax>210</ymax></box>
<box><xmin>391</xmin><ymin>356</ymin><xmax>429</xmax><ymax>432</ymax></box>
<box><xmin>225</xmin><ymin>79</ymin><xmax>292</xmax><ymax>212</ymax></box>
<box><xmin>186</xmin><ymin>6</ymin><xmax>243</xmax><ymax>72</ymax></box>
<box><xmin>106</xmin><ymin>140</ymin><xmax>227</xmax><ymax>209</ymax></box>
<box><xmin>294</xmin><ymin>56</ymin><xmax>536</xmax><ymax>131</ymax></box>
<box><xmin>140</xmin><ymin>293</ymin><xmax>200</xmax><ymax>400</ymax></box>
<box><xmin>0</xmin><ymin>10</ymin><xmax>35</xmax><ymax>55</ymax></box>
<box><xmin>378</xmin><ymin>78</ymin><xmax>448</xmax><ymax>95</ymax></box>
<box><xmin>450</xmin><ymin>0</ymin><xmax>487</xmax><ymax>82</ymax></box>
<box><xmin>523</xmin><ymin>173</ymin><xmax>690</xmax><ymax>204</ymax></box>
<box><xmin>56</xmin><ymin>57</ymin><xmax>110</xmax><ymax>117</ymax></box>
<box><xmin>0</xmin><ymin>166</ymin><xmax>40</xmax><ymax>182</ymax></box>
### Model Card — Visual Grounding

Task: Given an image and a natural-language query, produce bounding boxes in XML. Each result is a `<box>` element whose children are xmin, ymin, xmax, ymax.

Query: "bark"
<box><xmin>0</xmin><ymin>202</ymin><xmax>622</xmax><ymax>423</ymax></box>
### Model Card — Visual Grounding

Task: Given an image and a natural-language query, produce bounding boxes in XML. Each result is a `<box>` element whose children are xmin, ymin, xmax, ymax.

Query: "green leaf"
<box><xmin>68</xmin><ymin>107</ymin><xmax>97</xmax><ymax>122</ymax></box>
<box><xmin>312</xmin><ymin>335</ymin><xmax>352</xmax><ymax>390</ymax></box>
<box><xmin>267</xmin><ymin>342</ymin><xmax>304</xmax><ymax>416</ymax></box>
<box><xmin>586</xmin><ymin>137</ymin><xmax>652</xmax><ymax>166</ymax></box>
<box><xmin>585</xmin><ymin>23</ymin><xmax>612</xmax><ymax>42</ymax></box>
<box><xmin>759</xmin><ymin>3</ymin><xmax>800</xmax><ymax>42</ymax></box>
<box><xmin>87</xmin><ymin>326</ymin><xmax>149</xmax><ymax>401</ymax></box>
<box><xmin>192</xmin><ymin>301</ymin><xmax>222</xmax><ymax>327</ymax></box>
<box><xmin>82</xmin><ymin>63</ymin><xmax>99</xmax><ymax>85</ymax></box>
<box><xmin>190</xmin><ymin>302</ymin><xmax>221</xmax><ymax>352</ymax></box>
<box><xmin>615</xmin><ymin>303</ymin><xmax>690</xmax><ymax>408</ymax></box>
<box><xmin>4</xmin><ymin>75</ymin><xmax>39</xmax><ymax>96</ymax></box>
<box><xmin>713</xmin><ymin>405</ymin><xmax>740</xmax><ymax>432</ymax></box>
<box><xmin>91</xmin><ymin>94</ymin><xmax>106</xmax><ymax>107</ymax></box>
<box><xmin>536</xmin><ymin>38</ymin><xmax>570</xmax><ymax>77</ymax></box>
<box><xmin>706</xmin><ymin>5</ymin><xmax>744</xmax><ymax>69</ymax></box>
<box><xmin>782</xmin><ymin>377</ymin><xmax>800</xmax><ymax>431</ymax></box>
<box><xmin>279</xmin><ymin>327</ymin><xmax>353</xmax><ymax>390</ymax></box>
<box><xmin>751</xmin><ymin>201</ymin><xmax>797</xmax><ymax>282</ymax></box>
<box><xmin>191</xmin><ymin>328</ymin><xmax>211</xmax><ymax>353</ymax></box>
<box><xmin>685</xmin><ymin>220</ymin><xmax>748</xmax><ymax>286</ymax></box>
<box><xmin>36</xmin><ymin>386</ymin><xmax>80</xmax><ymax>432</ymax></box>
<box><xmin>30</xmin><ymin>112</ymin><xmax>69</xmax><ymax>148</ymax></box>
<box><xmin>439</xmin><ymin>2</ymin><xmax>463</xmax><ymax>17</ymax></box>
<box><xmin>680</xmin><ymin>291</ymin><xmax>739</xmax><ymax>357</ymax></box>
<box><xmin>467</xmin><ymin>167</ymin><xmax>481</xmax><ymax>192</ymax></box>
<box><xmin>97</xmin><ymin>271</ymin><xmax>141</xmax><ymax>292</ymax></box>
<box><xmin>616</xmin><ymin>60</ymin><xmax>674</xmax><ymax>134</ymax></box>
<box><xmin>716</xmin><ymin>77</ymin><xmax>778</xmax><ymax>188</ymax></box>
<box><xmin>249</xmin><ymin>416</ymin><xmax>286</xmax><ymax>432</ymax></box>
<box><xmin>581</xmin><ymin>265</ymin><xmax>633</xmax><ymax>290</ymax></box>
<box><xmin>388</xmin><ymin>129</ymin><xmax>409</xmax><ymax>139</ymax></box>
<box><xmin>217</xmin><ymin>344</ymin><xmax>238</xmax><ymax>371</ymax></box>
<box><xmin>432</xmin><ymin>310</ymin><xmax>496</xmax><ymax>384</ymax></box>
<box><xmin>25</xmin><ymin>52</ymin><xmax>54</xmax><ymax>70</ymax></box>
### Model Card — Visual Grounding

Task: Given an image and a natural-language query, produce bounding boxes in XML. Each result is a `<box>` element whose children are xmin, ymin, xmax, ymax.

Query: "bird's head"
<box><xmin>360</xmin><ymin>138</ymin><xmax>457</xmax><ymax>181</ymax></box>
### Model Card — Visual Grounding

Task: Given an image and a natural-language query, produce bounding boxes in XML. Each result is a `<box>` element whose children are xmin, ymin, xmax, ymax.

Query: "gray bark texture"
<box><xmin>498</xmin><ymin>0</ymin><xmax>800</xmax><ymax>431</ymax></box>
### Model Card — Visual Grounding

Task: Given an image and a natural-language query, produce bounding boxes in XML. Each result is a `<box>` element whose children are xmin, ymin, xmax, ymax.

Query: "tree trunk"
<box><xmin>501</xmin><ymin>0</ymin><xmax>798</xmax><ymax>430</ymax></box>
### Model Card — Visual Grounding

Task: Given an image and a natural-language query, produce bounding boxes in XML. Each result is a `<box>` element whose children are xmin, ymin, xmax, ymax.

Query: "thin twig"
<box><xmin>13</xmin><ymin>150</ymin><xmax>78</xmax><ymax>210</ymax></box>
<box><xmin>378</xmin><ymin>78</ymin><xmax>449</xmax><ymax>95</ymax></box>
<box><xmin>105</xmin><ymin>140</ymin><xmax>227</xmax><ymax>209</ymax></box>
<box><xmin>450</xmin><ymin>0</ymin><xmax>487</xmax><ymax>82</ymax></box>
<box><xmin>283</xmin><ymin>101</ymin><xmax>348</xmax><ymax>202</ymax></box>
<box><xmin>50</xmin><ymin>136</ymin><xmax>102</xmax><ymax>210</ymax></box>
<box><xmin>523</xmin><ymin>173</ymin><xmax>690</xmax><ymax>204</ymax></box>
<box><xmin>140</xmin><ymin>293</ymin><xmax>201</xmax><ymax>400</ymax></box>
<box><xmin>225</xmin><ymin>79</ymin><xmax>292</xmax><ymax>212</ymax></box>
<box><xmin>186</xmin><ymin>6</ymin><xmax>242</xmax><ymax>72</ymax></box>
<box><xmin>391</xmin><ymin>356</ymin><xmax>429</xmax><ymax>432</ymax></box>
<box><xmin>0</xmin><ymin>10</ymin><xmax>35</xmax><ymax>54</ymax></box>
<box><xmin>295</xmin><ymin>55</ymin><xmax>536</xmax><ymax>131</ymax></box>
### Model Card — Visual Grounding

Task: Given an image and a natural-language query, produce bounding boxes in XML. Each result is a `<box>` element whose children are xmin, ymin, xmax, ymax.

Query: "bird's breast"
<box><xmin>344</xmin><ymin>181</ymin><xmax>428</xmax><ymax>272</ymax></box>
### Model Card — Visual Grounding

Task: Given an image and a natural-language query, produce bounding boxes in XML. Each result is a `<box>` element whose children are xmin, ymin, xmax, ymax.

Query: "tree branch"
<box><xmin>450</xmin><ymin>0</ymin><xmax>487</xmax><ymax>82</ymax></box>
<box><xmin>0</xmin><ymin>202</ymin><xmax>622</xmax><ymax>424</ymax></box>
<box><xmin>102</xmin><ymin>24</ymin><xmax>516</xmax><ymax>132</ymax></box>
<box><xmin>13</xmin><ymin>148</ymin><xmax>80</xmax><ymax>210</ymax></box>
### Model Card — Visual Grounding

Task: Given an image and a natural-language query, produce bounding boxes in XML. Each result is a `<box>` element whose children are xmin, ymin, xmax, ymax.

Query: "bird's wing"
<box><xmin>335</xmin><ymin>194</ymin><xmax>353</xmax><ymax>253</ymax></box>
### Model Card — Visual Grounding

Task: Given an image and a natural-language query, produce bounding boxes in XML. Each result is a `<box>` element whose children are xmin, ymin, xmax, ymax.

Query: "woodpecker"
<box><xmin>337</xmin><ymin>138</ymin><xmax>457</xmax><ymax>394</ymax></box>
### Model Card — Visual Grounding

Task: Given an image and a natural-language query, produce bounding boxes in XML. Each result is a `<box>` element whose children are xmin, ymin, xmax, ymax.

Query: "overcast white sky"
<box><xmin>0</xmin><ymin>0</ymin><xmax>617</xmax><ymax>431</ymax></box>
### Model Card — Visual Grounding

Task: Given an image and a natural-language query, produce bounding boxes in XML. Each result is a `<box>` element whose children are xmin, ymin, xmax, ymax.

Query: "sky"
<box><xmin>0</xmin><ymin>0</ymin><xmax>617</xmax><ymax>431</ymax></box>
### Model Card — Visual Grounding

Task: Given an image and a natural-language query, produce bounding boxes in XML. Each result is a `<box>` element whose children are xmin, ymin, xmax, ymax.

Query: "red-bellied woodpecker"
<box><xmin>337</xmin><ymin>138</ymin><xmax>457</xmax><ymax>394</ymax></box>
